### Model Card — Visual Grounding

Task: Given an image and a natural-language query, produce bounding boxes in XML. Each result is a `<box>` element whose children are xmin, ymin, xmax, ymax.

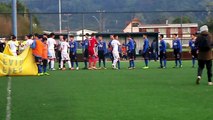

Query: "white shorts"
<box><xmin>48</xmin><ymin>49</ymin><xmax>56</xmax><ymax>59</ymax></box>
<box><xmin>61</xmin><ymin>53</ymin><xmax>70</xmax><ymax>61</ymax></box>
<box><xmin>112</xmin><ymin>51</ymin><xmax>120</xmax><ymax>60</ymax></box>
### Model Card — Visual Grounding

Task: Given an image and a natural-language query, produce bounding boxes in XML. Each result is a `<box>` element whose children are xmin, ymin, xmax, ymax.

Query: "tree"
<box><xmin>172</xmin><ymin>16</ymin><xmax>192</xmax><ymax>24</ymax></box>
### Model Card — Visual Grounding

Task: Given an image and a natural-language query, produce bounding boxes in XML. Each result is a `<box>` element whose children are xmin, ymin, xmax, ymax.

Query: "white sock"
<box><xmin>51</xmin><ymin>60</ymin><xmax>54</xmax><ymax>69</ymax></box>
<box><xmin>68</xmin><ymin>61</ymin><xmax>71</xmax><ymax>68</ymax></box>
<box><xmin>60</xmin><ymin>61</ymin><xmax>63</xmax><ymax>68</ymax></box>
<box><xmin>113</xmin><ymin>59</ymin><xmax>118</xmax><ymax>67</ymax></box>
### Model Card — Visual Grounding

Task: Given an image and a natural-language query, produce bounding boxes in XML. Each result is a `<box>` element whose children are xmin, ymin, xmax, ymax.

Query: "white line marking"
<box><xmin>6</xmin><ymin>77</ymin><xmax>12</xmax><ymax>120</ymax></box>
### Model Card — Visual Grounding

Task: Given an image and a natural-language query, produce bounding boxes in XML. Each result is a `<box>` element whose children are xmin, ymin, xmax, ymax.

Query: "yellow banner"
<box><xmin>0</xmin><ymin>45</ymin><xmax>38</xmax><ymax>76</ymax></box>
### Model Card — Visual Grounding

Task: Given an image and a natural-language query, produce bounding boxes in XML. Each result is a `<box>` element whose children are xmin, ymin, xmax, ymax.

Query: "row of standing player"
<box><xmin>5</xmin><ymin>33</ymin><xmax>197</xmax><ymax>71</ymax></box>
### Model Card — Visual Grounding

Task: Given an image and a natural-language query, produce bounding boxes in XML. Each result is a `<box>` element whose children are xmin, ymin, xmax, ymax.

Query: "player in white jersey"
<box><xmin>60</xmin><ymin>36</ymin><xmax>72</xmax><ymax>70</ymax></box>
<box><xmin>47</xmin><ymin>33</ymin><xmax>57</xmax><ymax>70</ymax></box>
<box><xmin>8</xmin><ymin>35</ymin><xmax>18</xmax><ymax>56</ymax></box>
<box><xmin>111</xmin><ymin>35</ymin><xmax>121</xmax><ymax>69</ymax></box>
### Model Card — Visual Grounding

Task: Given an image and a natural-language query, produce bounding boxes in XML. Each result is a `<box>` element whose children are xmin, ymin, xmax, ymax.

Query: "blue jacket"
<box><xmin>69</xmin><ymin>41</ymin><xmax>78</xmax><ymax>53</ymax></box>
<box><xmin>143</xmin><ymin>38</ymin><xmax>149</xmax><ymax>53</ymax></box>
<box><xmin>81</xmin><ymin>39</ymin><xmax>89</xmax><ymax>50</ymax></box>
<box><xmin>98</xmin><ymin>40</ymin><xmax>107</xmax><ymax>54</ymax></box>
<box><xmin>126</xmin><ymin>38</ymin><xmax>134</xmax><ymax>52</ymax></box>
<box><xmin>172</xmin><ymin>38</ymin><xmax>182</xmax><ymax>52</ymax></box>
<box><xmin>189</xmin><ymin>40</ymin><xmax>197</xmax><ymax>50</ymax></box>
<box><xmin>160</xmin><ymin>40</ymin><xmax>167</xmax><ymax>52</ymax></box>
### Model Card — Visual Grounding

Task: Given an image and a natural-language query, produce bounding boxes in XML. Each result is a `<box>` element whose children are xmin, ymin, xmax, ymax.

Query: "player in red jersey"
<box><xmin>88</xmin><ymin>33</ymin><xmax>98</xmax><ymax>70</ymax></box>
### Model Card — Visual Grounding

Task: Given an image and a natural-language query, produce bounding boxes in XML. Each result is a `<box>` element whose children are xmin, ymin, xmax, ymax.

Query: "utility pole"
<box><xmin>59</xmin><ymin>0</ymin><xmax>62</xmax><ymax>33</ymax></box>
<box><xmin>12</xmin><ymin>0</ymin><xmax>17</xmax><ymax>37</ymax></box>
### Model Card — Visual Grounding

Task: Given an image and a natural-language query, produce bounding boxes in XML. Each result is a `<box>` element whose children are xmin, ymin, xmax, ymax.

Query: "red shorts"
<box><xmin>88</xmin><ymin>48</ymin><xmax>95</xmax><ymax>56</ymax></box>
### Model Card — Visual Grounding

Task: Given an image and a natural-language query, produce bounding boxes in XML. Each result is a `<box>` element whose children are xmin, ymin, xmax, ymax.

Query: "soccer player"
<box><xmin>69</xmin><ymin>35</ymin><xmax>79</xmax><ymax>70</ymax></box>
<box><xmin>126</xmin><ymin>35</ymin><xmax>135</xmax><ymax>69</ymax></box>
<box><xmin>47</xmin><ymin>33</ymin><xmax>57</xmax><ymax>70</ymax></box>
<box><xmin>8</xmin><ymin>35</ymin><xmax>18</xmax><ymax>56</ymax></box>
<box><xmin>60</xmin><ymin>36</ymin><xmax>72</xmax><ymax>70</ymax></box>
<box><xmin>31</xmin><ymin>34</ymin><xmax>44</xmax><ymax>76</ymax></box>
<box><xmin>142</xmin><ymin>34</ymin><xmax>150</xmax><ymax>69</ymax></box>
<box><xmin>97</xmin><ymin>35</ymin><xmax>107</xmax><ymax>69</ymax></box>
<box><xmin>108</xmin><ymin>35</ymin><xmax>114</xmax><ymax>63</ymax></box>
<box><xmin>88</xmin><ymin>33</ymin><xmax>98</xmax><ymax>70</ymax></box>
<box><xmin>111</xmin><ymin>35</ymin><xmax>121</xmax><ymax>69</ymax></box>
<box><xmin>195</xmin><ymin>25</ymin><xmax>213</xmax><ymax>86</ymax></box>
<box><xmin>189</xmin><ymin>34</ymin><xmax>198</xmax><ymax>68</ymax></box>
<box><xmin>42</xmin><ymin>38</ymin><xmax>50</xmax><ymax>75</ymax></box>
<box><xmin>81</xmin><ymin>33</ymin><xmax>90</xmax><ymax>69</ymax></box>
<box><xmin>57</xmin><ymin>34</ymin><xmax>64</xmax><ymax>69</ymax></box>
<box><xmin>159</xmin><ymin>34</ymin><xmax>167</xmax><ymax>68</ymax></box>
<box><xmin>172</xmin><ymin>34</ymin><xmax>182</xmax><ymax>68</ymax></box>
<box><xmin>26</xmin><ymin>34</ymin><xmax>34</xmax><ymax>47</ymax></box>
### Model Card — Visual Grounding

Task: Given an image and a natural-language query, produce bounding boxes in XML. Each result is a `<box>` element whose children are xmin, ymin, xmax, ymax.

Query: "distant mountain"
<box><xmin>1</xmin><ymin>0</ymin><xmax>212</xmax><ymax>32</ymax></box>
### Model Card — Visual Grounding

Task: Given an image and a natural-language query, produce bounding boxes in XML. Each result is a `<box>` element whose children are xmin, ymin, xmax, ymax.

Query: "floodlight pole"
<box><xmin>59</xmin><ymin>0</ymin><xmax>62</xmax><ymax>33</ymax></box>
<box><xmin>12</xmin><ymin>0</ymin><xmax>17</xmax><ymax>37</ymax></box>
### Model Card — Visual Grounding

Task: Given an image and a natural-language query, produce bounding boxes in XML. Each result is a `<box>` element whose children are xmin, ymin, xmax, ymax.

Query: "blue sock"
<box><xmin>145</xmin><ymin>59</ymin><xmax>148</xmax><ymax>67</ymax></box>
<box><xmin>192</xmin><ymin>58</ymin><xmax>195</xmax><ymax>66</ymax></box>
<box><xmin>38</xmin><ymin>64</ymin><xmax>42</xmax><ymax>73</ymax></box>
<box><xmin>179</xmin><ymin>60</ymin><xmax>182</xmax><ymax>66</ymax></box>
<box><xmin>175</xmin><ymin>60</ymin><xmax>178</xmax><ymax>66</ymax></box>
<box><xmin>132</xmin><ymin>60</ymin><xmax>135</xmax><ymax>67</ymax></box>
<box><xmin>103</xmin><ymin>60</ymin><xmax>106</xmax><ymax>67</ymax></box>
<box><xmin>129</xmin><ymin>60</ymin><xmax>132</xmax><ymax>67</ymax></box>
<box><xmin>164</xmin><ymin>60</ymin><xmax>167</xmax><ymax>67</ymax></box>
<box><xmin>160</xmin><ymin>59</ymin><xmax>163</xmax><ymax>67</ymax></box>
<box><xmin>117</xmin><ymin>61</ymin><xmax>120</xmax><ymax>69</ymax></box>
<box><xmin>84</xmin><ymin>60</ymin><xmax>87</xmax><ymax>68</ymax></box>
<box><xmin>71</xmin><ymin>62</ymin><xmax>74</xmax><ymax>68</ymax></box>
<box><xmin>43</xmin><ymin>66</ymin><xmax>47</xmax><ymax>73</ymax></box>
<box><xmin>76</xmin><ymin>61</ymin><xmax>79</xmax><ymax>67</ymax></box>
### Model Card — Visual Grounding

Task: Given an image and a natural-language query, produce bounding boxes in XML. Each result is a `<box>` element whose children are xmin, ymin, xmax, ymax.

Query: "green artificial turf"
<box><xmin>0</xmin><ymin>61</ymin><xmax>213</xmax><ymax>120</ymax></box>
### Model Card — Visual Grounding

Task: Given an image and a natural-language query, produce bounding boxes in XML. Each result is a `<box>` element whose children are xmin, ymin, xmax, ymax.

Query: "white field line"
<box><xmin>6</xmin><ymin>77</ymin><xmax>12</xmax><ymax>120</ymax></box>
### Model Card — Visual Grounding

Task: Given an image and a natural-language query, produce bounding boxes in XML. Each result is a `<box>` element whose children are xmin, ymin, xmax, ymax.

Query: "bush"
<box><xmin>166</xmin><ymin>42</ymin><xmax>171</xmax><ymax>49</ymax></box>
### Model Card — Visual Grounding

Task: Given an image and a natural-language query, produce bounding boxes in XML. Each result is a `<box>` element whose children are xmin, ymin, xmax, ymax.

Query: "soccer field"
<box><xmin>0</xmin><ymin>61</ymin><xmax>213</xmax><ymax>120</ymax></box>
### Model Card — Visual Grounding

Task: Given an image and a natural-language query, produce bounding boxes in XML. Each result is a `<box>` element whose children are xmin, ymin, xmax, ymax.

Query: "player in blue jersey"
<box><xmin>189</xmin><ymin>34</ymin><xmax>198</xmax><ymax>68</ymax></box>
<box><xmin>126</xmin><ymin>35</ymin><xmax>135</xmax><ymax>69</ymax></box>
<box><xmin>81</xmin><ymin>33</ymin><xmax>90</xmax><ymax>69</ymax></box>
<box><xmin>159</xmin><ymin>35</ymin><xmax>167</xmax><ymax>68</ymax></box>
<box><xmin>172</xmin><ymin>34</ymin><xmax>182</xmax><ymax>68</ymax></box>
<box><xmin>142</xmin><ymin>34</ymin><xmax>150</xmax><ymax>69</ymax></box>
<box><xmin>69</xmin><ymin>35</ymin><xmax>79</xmax><ymax>70</ymax></box>
<box><xmin>97</xmin><ymin>35</ymin><xmax>107</xmax><ymax>69</ymax></box>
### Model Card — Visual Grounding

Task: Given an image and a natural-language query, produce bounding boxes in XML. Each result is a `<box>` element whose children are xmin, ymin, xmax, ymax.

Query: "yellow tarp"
<box><xmin>0</xmin><ymin>45</ymin><xmax>38</xmax><ymax>76</ymax></box>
